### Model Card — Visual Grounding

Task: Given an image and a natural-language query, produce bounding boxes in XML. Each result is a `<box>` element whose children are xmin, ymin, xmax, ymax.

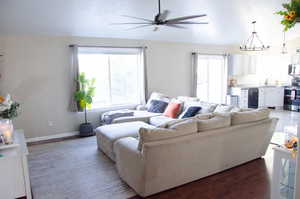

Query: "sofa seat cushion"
<box><xmin>96</xmin><ymin>121</ymin><xmax>155</xmax><ymax>161</ymax></box>
<box><xmin>138</xmin><ymin>119</ymin><xmax>197</xmax><ymax>150</ymax></box>
<box><xmin>158</xmin><ymin>113</ymin><xmax>211</xmax><ymax>128</ymax></box>
<box><xmin>197</xmin><ymin>113</ymin><xmax>231</xmax><ymax>132</ymax></box>
<box><xmin>149</xmin><ymin>115</ymin><xmax>176</xmax><ymax>127</ymax></box>
<box><xmin>231</xmin><ymin>108</ymin><xmax>270</xmax><ymax>125</ymax></box>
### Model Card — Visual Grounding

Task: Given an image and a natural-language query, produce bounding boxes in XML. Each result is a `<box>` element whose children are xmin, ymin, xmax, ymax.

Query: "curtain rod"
<box><xmin>69</xmin><ymin>44</ymin><xmax>147</xmax><ymax>49</ymax></box>
<box><xmin>192</xmin><ymin>52</ymin><xmax>229</xmax><ymax>56</ymax></box>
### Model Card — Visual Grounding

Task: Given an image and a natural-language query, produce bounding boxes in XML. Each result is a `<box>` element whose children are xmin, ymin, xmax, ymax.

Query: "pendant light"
<box><xmin>240</xmin><ymin>21</ymin><xmax>270</xmax><ymax>51</ymax></box>
<box><xmin>281</xmin><ymin>31</ymin><xmax>288</xmax><ymax>54</ymax></box>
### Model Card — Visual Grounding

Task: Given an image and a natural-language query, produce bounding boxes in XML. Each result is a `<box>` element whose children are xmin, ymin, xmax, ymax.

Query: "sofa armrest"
<box><xmin>114</xmin><ymin>137</ymin><xmax>145</xmax><ymax>195</ymax></box>
<box><xmin>136</xmin><ymin>104</ymin><xmax>148</xmax><ymax>111</ymax></box>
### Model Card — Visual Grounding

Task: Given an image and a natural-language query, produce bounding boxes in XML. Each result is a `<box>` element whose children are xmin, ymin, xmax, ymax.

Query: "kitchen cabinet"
<box><xmin>230</xmin><ymin>86</ymin><xmax>284</xmax><ymax>108</ymax></box>
<box><xmin>228</xmin><ymin>54</ymin><xmax>257</xmax><ymax>76</ymax></box>
<box><xmin>259</xmin><ymin>87</ymin><xmax>284</xmax><ymax>108</ymax></box>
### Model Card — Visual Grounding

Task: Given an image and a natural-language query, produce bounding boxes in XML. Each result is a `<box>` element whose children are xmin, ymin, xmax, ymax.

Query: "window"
<box><xmin>193</xmin><ymin>54</ymin><xmax>227</xmax><ymax>104</ymax></box>
<box><xmin>77</xmin><ymin>47</ymin><xmax>145</xmax><ymax>109</ymax></box>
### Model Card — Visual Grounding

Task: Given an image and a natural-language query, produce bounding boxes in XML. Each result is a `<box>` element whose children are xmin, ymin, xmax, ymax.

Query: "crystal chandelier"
<box><xmin>240</xmin><ymin>21</ymin><xmax>270</xmax><ymax>51</ymax></box>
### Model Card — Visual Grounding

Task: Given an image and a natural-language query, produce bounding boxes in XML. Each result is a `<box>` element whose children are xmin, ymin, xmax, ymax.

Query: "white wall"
<box><xmin>0</xmin><ymin>35</ymin><xmax>233</xmax><ymax>138</ymax></box>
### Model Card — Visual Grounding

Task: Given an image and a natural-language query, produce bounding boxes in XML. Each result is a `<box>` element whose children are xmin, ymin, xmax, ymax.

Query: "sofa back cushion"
<box><xmin>163</xmin><ymin>102</ymin><xmax>182</xmax><ymax>118</ymax></box>
<box><xmin>214</xmin><ymin>104</ymin><xmax>234</xmax><ymax>113</ymax></box>
<box><xmin>148</xmin><ymin>100</ymin><xmax>168</xmax><ymax>113</ymax></box>
<box><xmin>198</xmin><ymin>101</ymin><xmax>218</xmax><ymax>114</ymax></box>
<box><xmin>168</xmin><ymin>119</ymin><xmax>198</xmax><ymax>134</ymax></box>
<box><xmin>231</xmin><ymin>108</ymin><xmax>270</xmax><ymax>125</ymax></box>
<box><xmin>197</xmin><ymin>113</ymin><xmax>231</xmax><ymax>132</ymax></box>
<box><xmin>230</xmin><ymin>107</ymin><xmax>254</xmax><ymax>113</ymax></box>
<box><xmin>138</xmin><ymin>119</ymin><xmax>197</xmax><ymax>150</ymax></box>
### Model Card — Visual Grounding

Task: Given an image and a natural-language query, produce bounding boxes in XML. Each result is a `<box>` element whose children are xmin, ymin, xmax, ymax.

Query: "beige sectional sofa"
<box><xmin>96</xmin><ymin>108</ymin><xmax>278</xmax><ymax>197</ymax></box>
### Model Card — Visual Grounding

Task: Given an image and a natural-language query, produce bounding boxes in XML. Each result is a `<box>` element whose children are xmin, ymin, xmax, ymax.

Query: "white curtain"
<box><xmin>139</xmin><ymin>47</ymin><xmax>147</xmax><ymax>105</ymax></box>
<box><xmin>69</xmin><ymin>45</ymin><xmax>80</xmax><ymax>112</ymax></box>
<box><xmin>192</xmin><ymin>53</ymin><xmax>228</xmax><ymax>104</ymax></box>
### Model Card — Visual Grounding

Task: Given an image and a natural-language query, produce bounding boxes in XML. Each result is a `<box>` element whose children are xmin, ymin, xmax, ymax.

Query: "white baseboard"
<box><xmin>26</xmin><ymin>131</ymin><xmax>79</xmax><ymax>143</ymax></box>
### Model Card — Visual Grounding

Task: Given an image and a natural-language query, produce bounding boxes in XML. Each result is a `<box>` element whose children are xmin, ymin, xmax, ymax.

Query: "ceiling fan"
<box><xmin>113</xmin><ymin>0</ymin><xmax>208</xmax><ymax>31</ymax></box>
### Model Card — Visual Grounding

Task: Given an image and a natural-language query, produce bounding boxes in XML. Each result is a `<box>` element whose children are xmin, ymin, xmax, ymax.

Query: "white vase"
<box><xmin>0</xmin><ymin>119</ymin><xmax>14</xmax><ymax>144</ymax></box>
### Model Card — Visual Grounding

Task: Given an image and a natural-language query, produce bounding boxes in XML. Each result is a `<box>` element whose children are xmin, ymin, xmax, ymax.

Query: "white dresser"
<box><xmin>0</xmin><ymin>129</ymin><xmax>32</xmax><ymax>199</ymax></box>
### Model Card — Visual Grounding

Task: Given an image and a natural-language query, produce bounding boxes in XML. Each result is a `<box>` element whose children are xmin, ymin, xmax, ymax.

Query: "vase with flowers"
<box><xmin>0</xmin><ymin>94</ymin><xmax>20</xmax><ymax>144</ymax></box>
<box><xmin>276</xmin><ymin>0</ymin><xmax>300</xmax><ymax>31</ymax></box>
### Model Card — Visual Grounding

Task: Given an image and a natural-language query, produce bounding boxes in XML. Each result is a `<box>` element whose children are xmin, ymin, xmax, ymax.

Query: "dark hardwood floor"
<box><xmin>128</xmin><ymin>147</ymin><xmax>274</xmax><ymax>199</ymax></box>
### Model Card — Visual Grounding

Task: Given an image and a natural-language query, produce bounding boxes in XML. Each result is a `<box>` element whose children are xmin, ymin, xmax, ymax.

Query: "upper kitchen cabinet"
<box><xmin>228</xmin><ymin>54</ymin><xmax>257</xmax><ymax>76</ymax></box>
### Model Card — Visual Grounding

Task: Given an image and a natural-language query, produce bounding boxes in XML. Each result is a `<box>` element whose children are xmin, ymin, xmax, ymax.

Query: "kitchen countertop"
<box><xmin>230</xmin><ymin>84</ymin><xmax>288</xmax><ymax>89</ymax></box>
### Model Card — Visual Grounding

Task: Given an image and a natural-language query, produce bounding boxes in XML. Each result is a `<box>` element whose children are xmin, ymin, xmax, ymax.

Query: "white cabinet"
<box><xmin>228</xmin><ymin>54</ymin><xmax>257</xmax><ymax>76</ymax></box>
<box><xmin>0</xmin><ymin>130</ymin><xmax>32</xmax><ymax>199</ymax></box>
<box><xmin>259</xmin><ymin>87</ymin><xmax>284</xmax><ymax>108</ymax></box>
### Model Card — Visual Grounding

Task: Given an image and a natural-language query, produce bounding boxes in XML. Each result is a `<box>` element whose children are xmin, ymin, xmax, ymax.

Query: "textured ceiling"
<box><xmin>0</xmin><ymin>0</ymin><xmax>299</xmax><ymax>45</ymax></box>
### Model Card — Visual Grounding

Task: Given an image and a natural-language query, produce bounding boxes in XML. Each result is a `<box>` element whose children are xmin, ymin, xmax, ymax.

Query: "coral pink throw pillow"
<box><xmin>163</xmin><ymin>103</ymin><xmax>181</xmax><ymax>118</ymax></box>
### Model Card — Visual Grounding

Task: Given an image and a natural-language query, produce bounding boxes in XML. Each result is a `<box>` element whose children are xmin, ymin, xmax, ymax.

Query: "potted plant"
<box><xmin>0</xmin><ymin>94</ymin><xmax>20</xmax><ymax>120</ymax></box>
<box><xmin>276</xmin><ymin>0</ymin><xmax>300</xmax><ymax>31</ymax></box>
<box><xmin>75</xmin><ymin>72</ymin><xmax>96</xmax><ymax>137</ymax></box>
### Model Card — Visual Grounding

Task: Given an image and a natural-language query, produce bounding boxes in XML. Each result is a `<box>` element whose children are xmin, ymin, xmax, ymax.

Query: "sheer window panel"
<box><xmin>195</xmin><ymin>55</ymin><xmax>227</xmax><ymax>104</ymax></box>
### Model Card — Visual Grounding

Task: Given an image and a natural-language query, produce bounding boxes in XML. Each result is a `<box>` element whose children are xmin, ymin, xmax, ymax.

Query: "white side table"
<box><xmin>0</xmin><ymin>129</ymin><xmax>32</xmax><ymax>199</ymax></box>
<box><xmin>272</xmin><ymin>146</ymin><xmax>296</xmax><ymax>199</ymax></box>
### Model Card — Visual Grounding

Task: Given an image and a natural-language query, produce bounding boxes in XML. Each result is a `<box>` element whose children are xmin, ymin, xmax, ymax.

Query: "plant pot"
<box><xmin>79</xmin><ymin>123</ymin><xmax>95</xmax><ymax>137</ymax></box>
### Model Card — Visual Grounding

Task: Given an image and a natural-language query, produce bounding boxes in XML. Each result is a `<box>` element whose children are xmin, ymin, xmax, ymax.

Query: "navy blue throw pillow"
<box><xmin>148</xmin><ymin>100</ymin><xmax>168</xmax><ymax>113</ymax></box>
<box><xmin>180</xmin><ymin>106</ymin><xmax>202</xmax><ymax>118</ymax></box>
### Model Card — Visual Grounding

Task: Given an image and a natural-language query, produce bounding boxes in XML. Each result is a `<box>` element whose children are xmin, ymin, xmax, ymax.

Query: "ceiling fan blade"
<box><xmin>121</xmin><ymin>15</ymin><xmax>153</xmax><ymax>22</ymax></box>
<box><xmin>164</xmin><ymin>24</ymin><xmax>187</xmax><ymax>29</ymax></box>
<box><xmin>158</xmin><ymin>10</ymin><xmax>170</xmax><ymax>21</ymax></box>
<box><xmin>165</xmin><ymin>14</ymin><xmax>207</xmax><ymax>23</ymax></box>
<box><xmin>125</xmin><ymin>24</ymin><xmax>154</xmax><ymax>30</ymax></box>
<box><xmin>167</xmin><ymin>21</ymin><xmax>209</xmax><ymax>25</ymax></box>
<box><xmin>111</xmin><ymin>22</ymin><xmax>153</xmax><ymax>25</ymax></box>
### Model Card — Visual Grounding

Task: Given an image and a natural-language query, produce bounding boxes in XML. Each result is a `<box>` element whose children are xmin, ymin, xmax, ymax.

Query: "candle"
<box><xmin>0</xmin><ymin>120</ymin><xmax>13</xmax><ymax>144</ymax></box>
<box><xmin>2</xmin><ymin>129</ymin><xmax>13</xmax><ymax>144</ymax></box>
